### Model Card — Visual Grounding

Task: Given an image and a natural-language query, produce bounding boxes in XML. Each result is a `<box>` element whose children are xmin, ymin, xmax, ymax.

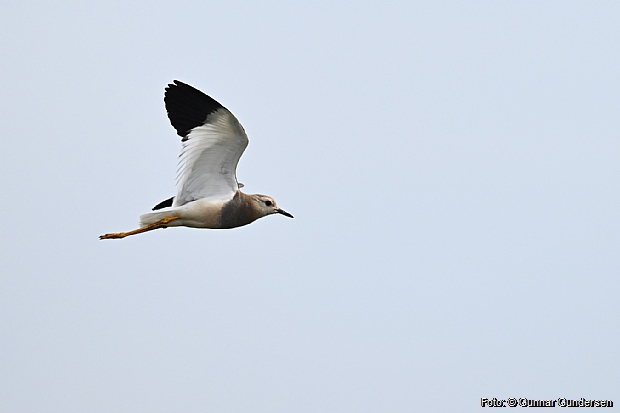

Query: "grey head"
<box><xmin>250</xmin><ymin>194</ymin><xmax>294</xmax><ymax>219</ymax></box>
<box><xmin>218</xmin><ymin>192</ymin><xmax>293</xmax><ymax>229</ymax></box>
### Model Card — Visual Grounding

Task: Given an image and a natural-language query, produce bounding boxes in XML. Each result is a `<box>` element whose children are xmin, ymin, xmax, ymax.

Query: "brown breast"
<box><xmin>218</xmin><ymin>192</ymin><xmax>261</xmax><ymax>229</ymax></box>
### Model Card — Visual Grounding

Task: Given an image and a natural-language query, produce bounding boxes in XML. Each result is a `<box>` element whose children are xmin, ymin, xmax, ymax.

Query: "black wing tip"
<box><xmin>164</xmin><ymin>80</ymin><xmax>226</xmax><ymax>138</ymax></box>
<box><xmin>152</xmin><ymin>196</ymin><xmax>174</xmax><ymax>210</ymax></box>
<box><xmin>165</xmin><ymin>79</ymin><xmax>191</xmax><ymax>92</ymax></box>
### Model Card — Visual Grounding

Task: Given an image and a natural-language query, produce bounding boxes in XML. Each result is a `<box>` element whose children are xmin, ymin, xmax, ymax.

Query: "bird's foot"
<box><xmin>99</xmin><ymin>216</ymin><xmax>180</xmax><ymax>240</ymax></box>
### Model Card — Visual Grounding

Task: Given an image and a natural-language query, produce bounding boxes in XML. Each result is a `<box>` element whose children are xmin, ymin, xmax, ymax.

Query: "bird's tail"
<box><xmin>139</xmin><ymin>209</ymin><xmax>180</xmax><ymax>227</ymax></box>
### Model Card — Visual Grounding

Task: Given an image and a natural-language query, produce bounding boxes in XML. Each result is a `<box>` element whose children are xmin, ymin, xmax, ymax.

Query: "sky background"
<box><xmin>1</xmin><ymin>1</ymin><xmax>619</xmax><ymax>412</ymax></box>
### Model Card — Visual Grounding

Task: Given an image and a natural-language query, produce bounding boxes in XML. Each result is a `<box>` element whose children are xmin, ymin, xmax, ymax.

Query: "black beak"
<box><xmin>276</xmin><ymin>208</ymin><xmax>294</xmax><ymax>218</ymax></box>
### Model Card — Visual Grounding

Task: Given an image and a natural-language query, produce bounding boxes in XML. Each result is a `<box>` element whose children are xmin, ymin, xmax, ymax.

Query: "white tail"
<box><xmin>139</xmin><ymin>209</ymin><xmax>179</xmax><ymax>227</ymax></box>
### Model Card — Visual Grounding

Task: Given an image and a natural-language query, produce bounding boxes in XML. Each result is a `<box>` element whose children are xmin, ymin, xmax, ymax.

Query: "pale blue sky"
<box><xmin>1</xmin><ymin>1</ymin><xmax>619</xmax><ymax>412</ymax></box>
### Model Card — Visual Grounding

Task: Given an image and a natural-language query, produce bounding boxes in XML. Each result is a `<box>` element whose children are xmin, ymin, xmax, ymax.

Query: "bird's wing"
<box><xmin>164</xmin><ymin>80</ymin><xmax>249</xmax><ymax>206</ymax></box>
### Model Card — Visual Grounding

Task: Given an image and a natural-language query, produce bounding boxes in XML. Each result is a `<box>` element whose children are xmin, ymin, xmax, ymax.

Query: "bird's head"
<box><xmin>251</xmin><ymin>194</ymin><xmax>294</xmax><ymax>219</ymax></box>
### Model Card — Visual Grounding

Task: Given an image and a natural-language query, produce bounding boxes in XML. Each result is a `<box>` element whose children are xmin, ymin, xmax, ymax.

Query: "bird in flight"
<box><xmin>100</xmin><ymin>80</ymin><xmax>293</xmax><ymax>240</ymax></box>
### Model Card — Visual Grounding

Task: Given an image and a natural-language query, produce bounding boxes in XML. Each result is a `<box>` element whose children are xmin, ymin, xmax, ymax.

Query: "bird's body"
<box><xmin>100</xmin><ymin>80</ymin><xmax>292</xmax><ymax>240</ymax></box>
<box><xmin>139</xmin><ymin>192</ymin><xmax>284</xmax><ymax>230</ymax></box>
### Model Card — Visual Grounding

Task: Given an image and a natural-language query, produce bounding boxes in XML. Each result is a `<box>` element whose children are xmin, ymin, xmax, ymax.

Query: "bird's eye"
<box><xmin>265</xmin><ymin>200</ymin><xmax>273</xmax><ymax>206</ymax></box>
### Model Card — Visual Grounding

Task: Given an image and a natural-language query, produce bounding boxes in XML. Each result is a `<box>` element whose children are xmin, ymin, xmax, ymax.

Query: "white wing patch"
<box><xmin>174</xmin><ymin>108</ymin><xmax>249</xmax><ymax>206</ymax></box>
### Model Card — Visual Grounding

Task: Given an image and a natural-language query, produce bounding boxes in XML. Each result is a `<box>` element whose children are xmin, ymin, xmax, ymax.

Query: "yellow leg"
<box><xmin>99</xmin><ymin>216</ymin><xmax>180</xmax><ymax>240</ymax></box>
